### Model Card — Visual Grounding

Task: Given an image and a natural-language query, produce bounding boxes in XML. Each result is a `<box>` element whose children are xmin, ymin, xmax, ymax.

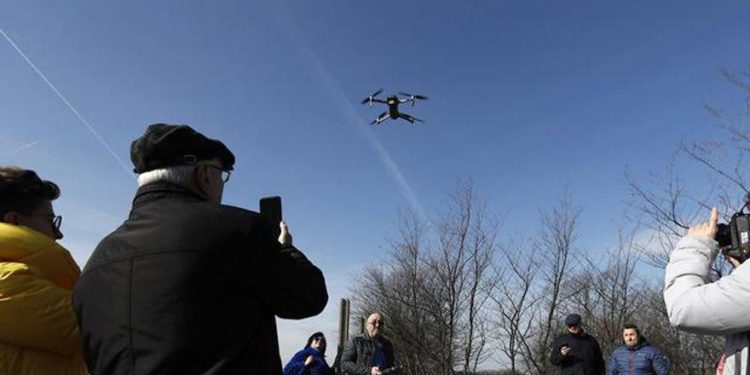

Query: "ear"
<box><xmin>197</xmin><ymin>164</ymin><xmax>207</xmax><ymax>180</ymax></box>
<box><xmin>193</xmin><ymin>165</ymin><xmax>213</xmax><ymax>198</ymax></box>
<box><xmin>2</xmin><ymin>211</ymin><xmax>21</xmax><ymax>225</ymax></box>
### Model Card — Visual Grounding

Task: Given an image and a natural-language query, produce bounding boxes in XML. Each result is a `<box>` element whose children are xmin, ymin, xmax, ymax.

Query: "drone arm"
<box><xmin>399</xmin><ymin>113</ymin><xmax>423</xmax><ymax>124</ymax></box>
<box><xmin>371</xmin><ymin>111</ymin><xmax>389</xmax><ymax>125</ymax></box>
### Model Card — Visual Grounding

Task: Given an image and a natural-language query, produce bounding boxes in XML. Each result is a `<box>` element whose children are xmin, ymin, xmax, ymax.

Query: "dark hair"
<box><xmin>623</xmin><ymin>323</ymin><xmax>640</xmax><ymax>335</ymax></box>
<box><xmin>0</xmin><ymin>167</ymin><xmax>60</xmax><ymax>218</ymax></box>
<box><xmin>304</xmin><ymin>331</ymin><xmax>326</xmax><ymax>354</ymax></box>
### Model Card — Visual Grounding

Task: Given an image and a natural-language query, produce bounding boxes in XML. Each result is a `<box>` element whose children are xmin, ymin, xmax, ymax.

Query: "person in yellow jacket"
<box><xmin>0</xmin><ymin>166</ymin><xmax>86</xmax><ymax>375</ymax></box>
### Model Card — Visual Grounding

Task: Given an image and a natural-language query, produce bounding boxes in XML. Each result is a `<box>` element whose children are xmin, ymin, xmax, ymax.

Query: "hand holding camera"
<box><xmin>690</xmin><ymin>206</ymin><xmax>750</xmax><ymax>266</ymax></box>
<box><xmin>688</xmin><ymin>207</ymin><xmax>719</xmax><ymax>238</ymax></box>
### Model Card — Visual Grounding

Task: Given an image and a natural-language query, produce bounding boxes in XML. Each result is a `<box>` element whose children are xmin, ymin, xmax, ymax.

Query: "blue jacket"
<box><xmin>283</xmin><ymin>347</ymin><xmax>333</xmax><ymax>375</ymax></box>
<box><xmin>607</xmin><ymin>337</ymin><xmax>669</xmax><ymax>375</ymax></box>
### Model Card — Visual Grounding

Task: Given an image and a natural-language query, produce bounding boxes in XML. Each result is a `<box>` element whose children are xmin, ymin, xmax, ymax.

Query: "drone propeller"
<box><xmin>361</xmin><ymin>89</ymin><xmax>383</xmax><ymax>106</ymax></box>
<box><xmin>398</xmin><ymin>92</ymin><xmax>428</xmax><ymax>106</ymax></box>
<box><xmin>398</xmin><ymin>92</ymin><xmax>428</xmax><ymax>100</ymax></box>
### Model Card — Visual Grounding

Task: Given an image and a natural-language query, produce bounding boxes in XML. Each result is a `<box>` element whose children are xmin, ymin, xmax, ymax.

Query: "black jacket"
<box><xmin>73</xmin><ymin>182</ymin><xmax>328</xmax><ymax>375</ymax></box>
<box><xmin>550</xmin><ymin>331</ymin><xmax>605</xmax><ymax>375</ymax></box>
<box><xmin>340</xmin><ymin>335</ymin><xmax>395</xmax><ymax>375</ymax></box>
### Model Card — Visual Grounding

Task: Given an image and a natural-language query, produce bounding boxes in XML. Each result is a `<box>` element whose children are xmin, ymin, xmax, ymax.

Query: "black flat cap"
<box><xmin>130</xmin><ymin>123</ymin><xmax>235</xmax><ymax>173</ymax></box>
<box><xmin>565</xmin><ymin>313</ymin><xmax>582</xmax><ymax>326</ymax></box>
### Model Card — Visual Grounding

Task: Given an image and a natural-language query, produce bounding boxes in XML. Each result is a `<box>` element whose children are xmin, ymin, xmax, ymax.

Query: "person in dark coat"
<box><xmin>283</xmin><ymin>332</ymin><xmax>334</xmax><ymax>375</ymax></box>
<box><xmin>341</xmin><ymin>312</ymin><xmax>396</xmax><ymax>375</ymax></box>
<box><xmin>607</xmin><ymin>324</ymin><xmax>669</xmax><ymax>375</ymax></box>
<box><xmin>550</xmin><ymin>313</ymin><xmax>605</xmax><ymax>375</ymax></box>
<box><xmin>72</xmin><ymin>123</ymin><xmax>328</xmax><ymax>375</ymax></box>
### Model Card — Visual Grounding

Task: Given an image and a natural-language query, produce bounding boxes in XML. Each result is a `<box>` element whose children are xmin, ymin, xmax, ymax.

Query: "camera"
<box><xmin>716</xmin><ymin>211</ymin><xmax>750</xmax><ymax>263</ymax></box>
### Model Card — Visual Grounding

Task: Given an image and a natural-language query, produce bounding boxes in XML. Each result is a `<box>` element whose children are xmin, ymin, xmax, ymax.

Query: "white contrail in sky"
<box><xmin>0</xmin><ymin>27</ymin><xmax>134</xmax><ymax>178</ymax></box>
<box><xmin>6</xmin><ymin>140</ymin><xmax>39</xmax><ymax>155</ymax></box>
<box><xmin>266</xmin><ymin>3</ymin><xmax>429</xmax><ymax>223</ymax></box>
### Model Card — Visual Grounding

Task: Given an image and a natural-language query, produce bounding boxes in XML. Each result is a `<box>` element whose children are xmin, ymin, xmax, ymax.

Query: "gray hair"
<box><xmin>137</xmin><ymin>165</ymin><xmax>195</xmax><ymax>187</ymax></box>
<box><xmin>137</xmin><ymin>158</ymin><xmax>223</xmax><ymax>187</ymax></box>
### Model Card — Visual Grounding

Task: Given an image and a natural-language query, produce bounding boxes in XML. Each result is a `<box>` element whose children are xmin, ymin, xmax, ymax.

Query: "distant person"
<box><xmin>341</xmin><ymin>312</ymin><xmax>397</xmax><ymax>375</ymax></box>
<box><xmin>607</xmin><ymin>324</ymin><xmax>669</xmax><ymax>375</ymax></box>
<box><xmin>664</xmin><ymin>207</ymin><xmax>750</xmax><ymax>375</ymax></box>
<box><xmin>283</xmin><ymin>332</ymin><xmax>334</xmax><ymax>375</ymax></box>
<box><xmin>0</xmin><ymin>167</ymin><xmax>86</xmax><ymax>375</ymax></box>
<box><xmin>73</xmin><ymin>123</ymin><xmax>328</xmax><ymax>374</ymax></box>
<box><xmin>550</xmin><ymin>313</ymin><xmax>605</xmax><ymax>375</ymax></box>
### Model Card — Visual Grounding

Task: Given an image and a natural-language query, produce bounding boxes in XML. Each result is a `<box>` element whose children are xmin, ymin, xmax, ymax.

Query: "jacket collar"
<box><xmin>628</xmin><ymin>337</ymin><xmax>649</xmax><ymax>351</ymax></box>
<box><xmin>132</xmin><ymin>181</ymin><xmax>207</xmax><ymax>208</ymax></box>
<box><xmin>302</xmin><ymin>347</ymin><xmax>324</xmax><ymax>358</ymax></box>
<box><xmin>0</xmin><ymin>222</ymin><xmax>80</xmax><ymax>289</ymax></box>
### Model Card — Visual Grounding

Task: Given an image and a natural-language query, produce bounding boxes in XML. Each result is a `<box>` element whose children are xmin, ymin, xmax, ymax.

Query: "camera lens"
<box><xmin>716</xmin><ymin>223</ymin><xmax>732</xmax><ymax>247</ymax></box>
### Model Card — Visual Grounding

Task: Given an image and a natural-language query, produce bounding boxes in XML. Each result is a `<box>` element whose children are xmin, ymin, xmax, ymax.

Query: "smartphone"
<box><xmin>259</xmin><ymin>196</ymin><xmax>282</xmax><ymax>238</ymax></box>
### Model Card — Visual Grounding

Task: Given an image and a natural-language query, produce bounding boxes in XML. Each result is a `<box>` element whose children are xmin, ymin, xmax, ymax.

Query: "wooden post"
<box><xmin>334</xmin><ymin>298</ymin><xmax>351</xmax><ymax>373</ymax></box>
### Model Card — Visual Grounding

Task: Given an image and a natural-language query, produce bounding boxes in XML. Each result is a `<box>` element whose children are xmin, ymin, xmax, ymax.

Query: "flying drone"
<box><xmin>361</xmin><ymin>89</ymin><xmax>428</xmax><ymax>125</ymax></box>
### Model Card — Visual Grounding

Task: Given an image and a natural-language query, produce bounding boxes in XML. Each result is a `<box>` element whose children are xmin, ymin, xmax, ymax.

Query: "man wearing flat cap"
<box><xmin>73</xmin><ymin>124</ymin><xmax>328</xmax><ymax>375</ymax></box>
<box><xmin>550</xmin><ymin>313</ymin><xmax>605</xmax><ymax>375</ymax></box>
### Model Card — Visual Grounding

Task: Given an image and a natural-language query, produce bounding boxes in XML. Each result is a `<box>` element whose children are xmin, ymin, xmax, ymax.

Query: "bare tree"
<box><xmin>352</xmin><ymin>209</ymin><xmax>440</xmax><ymax>374</ymax></box>
<box><xmin>517</xmin><ymin>195</ymin><xmax>582</xmax><ymax>375</ymax></box>
<box><xmin>567</xmin><ymin>228</ymin><xmax>643</xmax><ymax>355</ymax></box>
<box><xmin>425</xmin><ymin>180</ymin><xmax>496</xmax><ymax>374</ymax></box>
<box><xmin>351</xmin><ymin>180</ymin><xmax>498</xmax><ymax>375</ymax></box>
<box><xmin>627</xmin><ymin>68</ymin><xmax>750</xmax><ymax>269</ymax></box>
<box><xmin>491</xmin><ymin>239</ymin><xmax>539</xmax><ymax>375</ymax></box>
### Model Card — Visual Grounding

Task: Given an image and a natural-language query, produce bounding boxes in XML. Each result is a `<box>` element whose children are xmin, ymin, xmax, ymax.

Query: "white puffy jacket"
<box><xmin>664</xmin><ymin>235</ymin><xmax>750</xmax><ymax>375</ymax></box>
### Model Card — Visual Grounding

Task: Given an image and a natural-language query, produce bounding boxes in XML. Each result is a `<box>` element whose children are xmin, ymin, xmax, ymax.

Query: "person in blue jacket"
<box><xmin>607</xmin><ymin>324</ymin><xmax>669</xmax><ymax>375</ymax></box>
<box><xmin>284</xmin><ymin>332</ymin><xmax>334</xmax><ymax>375</ymax></box>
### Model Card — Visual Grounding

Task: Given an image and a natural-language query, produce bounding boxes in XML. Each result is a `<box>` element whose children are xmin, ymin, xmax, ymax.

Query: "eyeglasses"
<box><xmin>52</xmin><ymin>215</ymin><xmax>62</xmax><ymax>232</ymax></box>
<box><xmin>30</xmin><ymin>213</ymin><xmax>62</xmax><ymax>233</ymax></box>
<box><xmin>368</xmin><ymin>320</ymin><xmax>385</xmax><ymax>327</ymax></box>
<box><xmin>206</xmin><ymin>165</ymin><xmax>231</xmax><ymax>183</ymax></box>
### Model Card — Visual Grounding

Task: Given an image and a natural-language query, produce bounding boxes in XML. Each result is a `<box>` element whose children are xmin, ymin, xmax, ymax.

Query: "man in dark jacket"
<box><xmin>607</xmin><ymin>324</ymin><xmax>669</xmax><ymax>375</ymax></box>
<box><xmin>73</xmin><ymin>124</ymin><xmax>328</xmax><ymax>375</ymax></box>
<box><xmin>341</xmin><ymin>312</ymin><xmax>396</xmax><ymax>375</ymax></box>
<box><xmin>550</xmin><ymin>313</ymin><xmax>605</xmax><ymax>375</ymax></box>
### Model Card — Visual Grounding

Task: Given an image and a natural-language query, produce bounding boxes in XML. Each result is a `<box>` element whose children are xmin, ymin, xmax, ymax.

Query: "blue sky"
<box><xmin>2</xmin><ymin>0</ymin><xmax>749</xmax><ymax>366</ymax></box>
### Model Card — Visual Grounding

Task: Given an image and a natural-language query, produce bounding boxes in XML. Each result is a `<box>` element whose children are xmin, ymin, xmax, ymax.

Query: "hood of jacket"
<box><xmin>0</xmin><ymin>223</ymin><xmax>80</xmax><ymax>289</ymax></box>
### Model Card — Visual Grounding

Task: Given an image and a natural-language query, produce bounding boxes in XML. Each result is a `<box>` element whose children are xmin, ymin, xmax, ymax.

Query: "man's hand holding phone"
<box><xmin>260</xmin><ymin>196</ymin><xmax>291</xmax><ymax>246</ymax></box>
<box><xmin>279</xmin><ymin>221</ymin><xmax>292</xmax><ymax>247</ymax></box>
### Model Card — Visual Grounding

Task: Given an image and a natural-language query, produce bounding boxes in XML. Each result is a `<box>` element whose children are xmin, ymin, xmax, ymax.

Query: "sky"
<box><xmin>2</xmin><ymin>0</ymin><xmax>749</xmax><ymax>368</ymax></box>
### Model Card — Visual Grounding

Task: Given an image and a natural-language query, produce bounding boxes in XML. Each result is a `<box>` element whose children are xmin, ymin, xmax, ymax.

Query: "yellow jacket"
<box><xmin>0</xmin><ymin>223</ymin><xmax>86</xmax><ymax>375</ymax></box>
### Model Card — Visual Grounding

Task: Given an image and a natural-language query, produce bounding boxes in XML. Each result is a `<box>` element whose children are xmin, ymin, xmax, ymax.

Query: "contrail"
<box><xmin>265</xmin><ymin>3</ymin><xmax>429</xmax><ymax>223</ymax></box>
<box><xmin>6</xmin><ymin>140</ymin><xmax>39</xmax><ymax>155</ymax></box>
<box><xmin>311</xmin><ymin>59</ymin><xmax>429</xmax><ymax>223</ymax></box>
<box><xmin>0</xmin><ymin>28</ymin><xmax>134</xmax><ymax>178</ymax></box>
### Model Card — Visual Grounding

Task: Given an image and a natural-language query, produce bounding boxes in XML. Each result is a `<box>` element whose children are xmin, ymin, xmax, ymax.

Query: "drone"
<box><xmin>361</xmin><ymin>89</ymin><xmax>428</xmax><ymax>125</ymax></box>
